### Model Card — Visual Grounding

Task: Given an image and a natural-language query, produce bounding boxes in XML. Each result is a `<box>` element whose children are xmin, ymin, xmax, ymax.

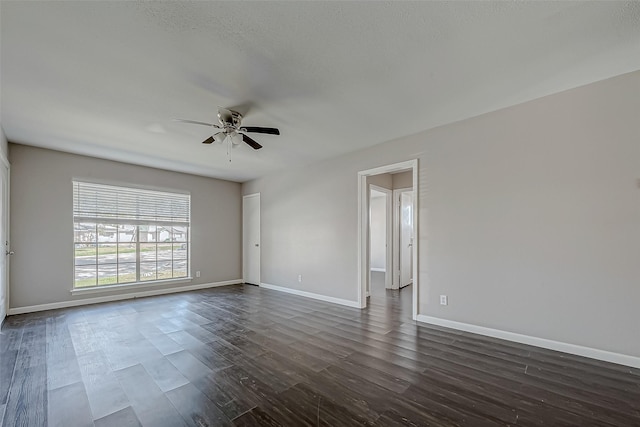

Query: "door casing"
<box><xmin>0</xmin><ymin>152</ymin><xmax>10</xmax><ymax>326</ymax></box>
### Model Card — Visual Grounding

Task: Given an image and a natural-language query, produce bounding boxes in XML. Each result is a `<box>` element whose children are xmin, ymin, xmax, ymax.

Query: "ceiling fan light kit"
<box><xmin>175</xmin><ymin>107</ymin><xmax>280</xmax><ymax>162</ymax></box>
<box><xmin>212</xmin><ymin>133</ymin><xmax>226</xmax><ymax>144</ymax></box>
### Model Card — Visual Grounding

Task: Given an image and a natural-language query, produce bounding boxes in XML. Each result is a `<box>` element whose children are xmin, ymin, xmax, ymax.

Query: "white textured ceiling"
<box><xmin>1</xmin><ymin>1</ymin><xmax>639</xmax><ymax>182</ymax></box>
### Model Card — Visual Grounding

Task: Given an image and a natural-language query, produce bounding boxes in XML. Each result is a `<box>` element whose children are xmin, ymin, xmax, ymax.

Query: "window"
<box><xmin>73</xmin><ymin>180</ymin><xmax>190</xmax><ymax>289</ymax></box>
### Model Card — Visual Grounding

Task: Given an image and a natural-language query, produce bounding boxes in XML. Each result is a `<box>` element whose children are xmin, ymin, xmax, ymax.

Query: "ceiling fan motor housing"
<box><xmin>218</xmin><ymin>109</ymin><xmax>243</xmax><ymax>129</ymax></box>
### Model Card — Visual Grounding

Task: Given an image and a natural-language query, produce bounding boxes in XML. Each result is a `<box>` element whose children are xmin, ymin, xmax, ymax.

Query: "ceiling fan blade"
<box><xmin>242</xmin><ymin>126</ymin><xmax>280</xmax><ymax>135</ymax></box>
<box><xmin>173</xmin><ymin>118</ymin><xmax>216</xmax><ymax>127</ymax></box>
<box><xmin>202</xmin><ymin>136</ymin><xmax>214</xmax><ymax>144</ymax></box>
<box><xmin>242</xmin><ymin>133</ymin><xmax>263</xmax><ymax>150</ymax></box>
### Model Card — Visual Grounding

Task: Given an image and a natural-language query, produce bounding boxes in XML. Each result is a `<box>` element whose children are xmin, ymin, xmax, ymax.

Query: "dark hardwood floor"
<box><xmin>1</xmin><ymin>281</ymin><xmax>639</xmax><ymax>426</ymax></box>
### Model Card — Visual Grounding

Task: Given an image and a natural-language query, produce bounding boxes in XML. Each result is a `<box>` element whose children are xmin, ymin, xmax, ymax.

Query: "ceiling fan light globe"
<box><xmin>213</xmin><ymin>133</ymin><xmax>226</xmax><ymax>144</ymax></box>
<box><xmin>231</xmin><ymin>133</ymin><xmax>243</xmax><ymax>146</ymax></box>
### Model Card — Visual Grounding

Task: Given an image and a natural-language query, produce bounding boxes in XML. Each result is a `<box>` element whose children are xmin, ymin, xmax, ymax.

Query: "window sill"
<box><xmin>70</xmin><ymin>277</ymin><xmax>193</xmax><ymax>295</ymax></box>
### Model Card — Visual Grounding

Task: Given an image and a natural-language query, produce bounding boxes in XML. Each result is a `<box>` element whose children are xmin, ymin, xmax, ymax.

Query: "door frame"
<box><xmin>358</xmin><ymin>159</ymin><xmax>418</xmax><ymax>320</ymax></box>
<box><xmin>393</xmin><ymin>187</ymin><xmax>413</xmax><ymax>289</ymax></box>
<box><xmin>0</xmin><ymin>150</ymin><xmax>9</xmax><ymax>326</ymax></box>
<box><xmin>368</xmin><ymin>184</ymin><xmax>392</xmax><ymax>294</ymax></box>
<box><xmin>242</xmin><ymin>193</ymin><xmax>260</xmax><ymax>285</ymax></box>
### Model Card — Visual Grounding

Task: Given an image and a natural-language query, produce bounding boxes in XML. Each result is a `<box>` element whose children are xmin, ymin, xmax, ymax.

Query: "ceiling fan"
<box><xmin>175</xmin><ymin>107</ymin><xmax>280</xmax><ymax>154</ymax></box>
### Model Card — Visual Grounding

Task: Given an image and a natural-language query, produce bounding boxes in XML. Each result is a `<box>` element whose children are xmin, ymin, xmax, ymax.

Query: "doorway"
<box><xmin>358</xmin><ymin>160</ymin><xmax>418</xmax><ymax>320</ymax></box>
<box><xmin>368</xmin><ymin>185</ymin><xmax>392</xmax><ymax>297</ymax></box>
<box><xmin>242</xmin><ymin>193</ymin><xmax>260</xmax><ymax>286</ymax></box>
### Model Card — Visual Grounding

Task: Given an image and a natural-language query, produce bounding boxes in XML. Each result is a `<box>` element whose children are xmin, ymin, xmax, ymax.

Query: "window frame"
<box><xmin>72</xmin><ymin>180</ymin><xmax>191</xmax><ymax>292</ymax></box>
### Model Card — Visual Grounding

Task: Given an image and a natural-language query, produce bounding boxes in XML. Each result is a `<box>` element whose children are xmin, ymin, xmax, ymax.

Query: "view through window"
<box><xmin>73</xmin><ymin>181</ymin><xmax>190</xmax><ymax>288</ymax></box>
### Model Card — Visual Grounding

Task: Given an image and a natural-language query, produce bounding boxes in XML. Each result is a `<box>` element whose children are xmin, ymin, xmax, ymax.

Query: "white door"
<box><xmin>242</xmin><ymin>193</ymin><xmax>260</xmax><ymax>285</ymax></box>
<box><xmin>399</xmin><ymin>190</ymin><xmax>413</xmax><ymax>288</ymax></box>
<box><xmin>0</xmin><ymin>161</ymin><xmax>9</xmax><ymax>323</ymax></box>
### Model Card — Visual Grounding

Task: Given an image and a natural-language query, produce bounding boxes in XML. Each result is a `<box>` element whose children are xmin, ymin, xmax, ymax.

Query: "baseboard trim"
<box><xmin>260</xmin><ymin>283</ymin><xmax>360</xmax><ymax>308</ymax></box>
<box><xmin>8</xmin><ymin>280</ymin><xmax>242</xmax><ymax>315</ymax></box>
<box><xmin>416</xmin><ymin>315</ymin><xmax>640</xmax><ymax>369</ymax></box>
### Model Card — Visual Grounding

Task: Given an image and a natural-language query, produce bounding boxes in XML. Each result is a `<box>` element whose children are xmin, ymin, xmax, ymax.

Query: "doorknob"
<box><xmin>6</xmin><ymin>250</ymin><xmax>14</xmax><ymax>255</ymax></box>
<box><xmin>255</xmin><ymin>244</ymin><xmax>259</xmax><ymax>247</ymax></box>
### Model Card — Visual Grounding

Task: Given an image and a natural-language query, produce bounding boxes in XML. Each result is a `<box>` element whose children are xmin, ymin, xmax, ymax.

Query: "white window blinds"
<box><xmin>73</xmin><ymin>181</ymin><xmax>190</xmax><ymax>226</ymax></box>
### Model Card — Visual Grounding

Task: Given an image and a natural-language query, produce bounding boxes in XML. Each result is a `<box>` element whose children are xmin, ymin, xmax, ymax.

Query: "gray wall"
<box><xmin>392</xmin><ymin>171</ymin><xmax>412</xmax><ymax>189</ymax></box>
<box><xmin>244</xmin><ymin>71</ymin><xmax>640</xmax><ymax>358</ymax></box>
<box><xmin>367</xmin><ymin>171</ymin><xmax>412</xmax><ymax>190</ymax></box>
<box><xmin>9</xmin><ymin>144</ymin><xmax>242</xmax><ymax>308</ymax></box>
<box><xmin>367</xmin><ymin>173</ymin><xmax>392</xmax><ymax>190</ymax></box>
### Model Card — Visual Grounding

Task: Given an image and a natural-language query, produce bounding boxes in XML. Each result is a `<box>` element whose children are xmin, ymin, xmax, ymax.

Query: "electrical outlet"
<box><xmin>298</xmin><ymin>274</ymin><xmax>302</xmax><ymax>283</ymax></box>
<box><xmin>440</xmin><ymin>295</ymin><xmax>448</xmax><ymax>306</ymax></box>
<box><xmin>196</xmin><ymin>271</ymin><xmax>201</xmax><ymax>278</ymax></box>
